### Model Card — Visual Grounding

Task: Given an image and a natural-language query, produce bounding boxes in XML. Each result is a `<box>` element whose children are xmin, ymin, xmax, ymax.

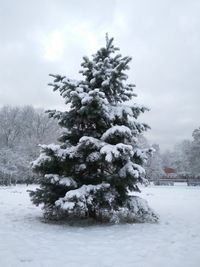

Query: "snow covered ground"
<box><xmin>0</xmin><ymin>184</ymin><xmax>200</xmax><ymax>267</ymax></box>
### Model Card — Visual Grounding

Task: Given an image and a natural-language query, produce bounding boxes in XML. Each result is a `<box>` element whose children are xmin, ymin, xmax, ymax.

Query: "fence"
<box><xmin>153</xmin><ymin>177</ymin><xmax>200</xmax><ymax>186</ymax></box>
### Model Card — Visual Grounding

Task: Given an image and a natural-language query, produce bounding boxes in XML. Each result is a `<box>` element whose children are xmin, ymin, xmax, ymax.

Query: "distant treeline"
<box><xmin>141</xmin><ymin>126</ymin><xmax>200</xmax><ymax>181</ymax></box>
<box><xmin>0</xmin><ymin>105</ymin><xmax>60</xmax><ymax>185</ymax></box>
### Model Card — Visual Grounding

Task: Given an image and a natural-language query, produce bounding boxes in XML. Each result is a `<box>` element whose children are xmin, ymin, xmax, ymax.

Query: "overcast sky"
<box><xmin>0</xmin><ymin>0</ymin><xmax>200</xmax><ymax>151</ymax></box>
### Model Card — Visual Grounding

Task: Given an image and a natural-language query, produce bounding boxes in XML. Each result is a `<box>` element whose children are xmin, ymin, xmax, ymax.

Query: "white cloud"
<box><xmin>43</xmin><ymin>30</ymin><xmax>65</xmax><ymax>61</ymax></box>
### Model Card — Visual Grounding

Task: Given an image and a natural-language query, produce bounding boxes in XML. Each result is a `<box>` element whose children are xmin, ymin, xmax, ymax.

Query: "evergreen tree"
<box><xmin>30</xmin><ymin>36</ymin><xmax>158</xmax><ymax>223</ymax></box>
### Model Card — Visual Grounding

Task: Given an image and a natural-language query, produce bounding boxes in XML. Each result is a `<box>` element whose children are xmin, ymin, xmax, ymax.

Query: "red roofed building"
<box><xmin>163</xmin><ymin>167</ymin><xmax>177</xmax><ymax>178</ymax></box>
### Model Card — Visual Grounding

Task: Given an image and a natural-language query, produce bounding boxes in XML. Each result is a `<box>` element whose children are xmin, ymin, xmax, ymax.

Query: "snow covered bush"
<box><xmin>30</xmin><ymin>35</ymin><xmax>158</xmax><ymax>223</ymax></box>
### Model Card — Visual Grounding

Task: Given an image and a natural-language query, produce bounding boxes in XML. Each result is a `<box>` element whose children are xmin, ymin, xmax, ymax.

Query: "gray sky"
<box><xmin>0</xmin><ymin>0</ymin><xmax>200</xmax><ymax>151</ymax></box>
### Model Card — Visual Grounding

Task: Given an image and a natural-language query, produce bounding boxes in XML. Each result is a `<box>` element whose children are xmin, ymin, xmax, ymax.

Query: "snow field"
<box><xmin>0</xmin><ymin>184</ymin><xmax>200</xmax><ymax>267</ymax></box>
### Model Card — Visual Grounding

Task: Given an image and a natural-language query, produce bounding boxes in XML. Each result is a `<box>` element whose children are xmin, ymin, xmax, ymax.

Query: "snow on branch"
<box><xmin>44</xmin><ymin>174</ymin><xmax>77</xmax><ymax>187</ymax></box>
<box><xmin>101</xmin><ymin>125</ymin><xmax>132</xmax><ymax>141</ymax></box>
<box><xmin>119</xmin><ymin>161</ymin><xmax>145</xmax><ymax>179</ymax></box>
<box><xmin>100</xmin><ymin>143</ymin><xmax>133</xmax><ymax>162</ymax></box>
<box><xmin>55</xmin><ymin>183</ymin><xmax>110</xmax><ymax>212</ymax></box>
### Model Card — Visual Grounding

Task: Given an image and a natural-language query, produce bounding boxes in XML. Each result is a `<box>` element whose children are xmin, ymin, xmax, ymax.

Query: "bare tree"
<box><xmin>0</xmin><ymin>105</ymin><xmax>60</xmax><ymax>184</ymax></box>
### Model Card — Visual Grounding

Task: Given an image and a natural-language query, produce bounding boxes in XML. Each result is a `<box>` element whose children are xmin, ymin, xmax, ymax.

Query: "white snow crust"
<box><xmin>1</xmin><ymin>184</ymin><xmax>200</xmax><ymax>267</ymax></box>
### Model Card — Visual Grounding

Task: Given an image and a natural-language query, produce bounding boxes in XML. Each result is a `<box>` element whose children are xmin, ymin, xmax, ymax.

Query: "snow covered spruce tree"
<box><xmin>30</xmin><ymin>35</ymin><xmax>158</xmax><ymax>223</ymax></box>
